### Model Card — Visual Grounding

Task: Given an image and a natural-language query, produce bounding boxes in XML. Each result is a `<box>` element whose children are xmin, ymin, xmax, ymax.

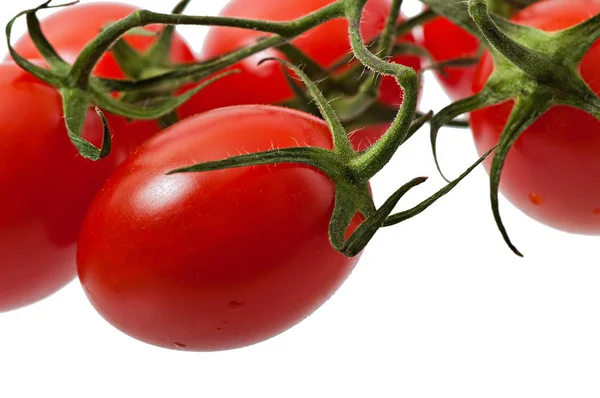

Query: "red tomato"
<box><xmin>180</xmin><ymin>0</ymin><xmax>421</xmax><ymax>118</ymax></box>
<box><xmin>422</xmin><ymin>17</ymin><xmax>480</xmax><ymax>101</ymax></box>
<box><xmin>10</xmin><ymin>2</ymin><xmax>195</xmax><ymax>79</ymax></box>
<box><xmin>0</xmin><ymin>62</ymin><xmax>118</xmax><ymax>312</ymax></box>
<box><xmin>77</xmin><ymin>105</ymin><xmax>364</xmax><ymax>351</ymax></box>
<box><xmin>1</xmin><ymin>4</ymin><xmax>195</xmax><ymax>312</ymax></box>
<box><xmin>470</xmin><ymin>0</ymin><xmax>600</xmax><ymax>234</ymax></box>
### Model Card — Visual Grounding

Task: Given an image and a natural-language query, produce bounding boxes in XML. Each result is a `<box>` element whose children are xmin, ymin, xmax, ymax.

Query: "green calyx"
<box><xmin>169</xmin><ymin>0</ymin><xmax>492</xmax><ymax>257</ymax></box>
<box><xmin>7</xmin><ymin>1</ymin><xmax>239</xmax><ymax>160</ymax></box>
<box><xmin>429</xmin><ymin>0</ymin><xmax>600</xmax><ymax>256</ymax></box>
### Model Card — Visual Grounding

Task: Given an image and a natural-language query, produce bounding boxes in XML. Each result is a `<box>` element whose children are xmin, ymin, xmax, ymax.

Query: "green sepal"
<box><xmin>91</xmin><ymin>69</ymin><xmax>240</xmax><ymax>121</ymax></box>
<box><xmin>61</xmin><ymin>88</ymin><xmax>112</xmax><ymax>160</ymax></box>
<box><xmin>430</xmin><ymin>0</ymin><xmax>600</xmax><ymax>256</ymax></box>
<box><xmin>385</xmin><ymin>146</ymin><xmax>497</xmax><ymax>227</ymax></box>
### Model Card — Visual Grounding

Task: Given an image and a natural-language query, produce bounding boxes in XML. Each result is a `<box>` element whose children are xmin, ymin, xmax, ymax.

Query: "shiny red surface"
<box><xmin>77</xmin><ymin>105</ymin><xmax>363</xmax><ymax>351</ymax></box>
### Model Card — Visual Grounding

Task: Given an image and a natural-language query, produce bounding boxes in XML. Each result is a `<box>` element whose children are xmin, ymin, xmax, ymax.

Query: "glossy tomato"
<box><xmin>1</xmin><ymin>3</ymin><xmax>195</xmax><ymax>312</ymax></box>
<box><xmin>10</xmin><ymin>2</ymin><xmax>195</xmax><ymax>79</ymax></box>
<box><xmin>77</xmin><ymin>105</ymin><xmax>364</xmax><ymax>351</ymax></box>
<box><xmin>180</xmin><ymin>0</ymin><xmax>421</xmax><ymax>117</ymax></box>
<box><xmin>0</xmin><ymin>62</ymin><xmax>120</xmax><ymax>312</ymax></box>
<box><xmin>470</xmin><ymin>0</ymin><xmax>600</xmax><ymax>234</ymax></box>
<box><xmin>422</xmin><ymin>17</ymin><xmax>480</xmax><ymax>101</ymax></box>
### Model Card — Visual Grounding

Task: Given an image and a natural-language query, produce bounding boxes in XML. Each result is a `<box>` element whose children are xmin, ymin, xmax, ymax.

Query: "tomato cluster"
<box><xmin>2</xmin><ymin>0</ymin><xmax>599</xmax><ymax>352</ymax></box>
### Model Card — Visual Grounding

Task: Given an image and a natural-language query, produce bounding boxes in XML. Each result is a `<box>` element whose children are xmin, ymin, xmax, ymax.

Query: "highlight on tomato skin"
<box><xmin>470</xmin><ymin>0</ymin><xmax>600</xmax><ymax>235</ymax></box>
<box><xmin>179</xmin><ymin>0</ymin><xmax>422</xmax><ymax>118</ymax></box>
<box><xmin>76</xmin><ymin>105</ymin><xmax>365</xmax><ymax>352</ymax></box>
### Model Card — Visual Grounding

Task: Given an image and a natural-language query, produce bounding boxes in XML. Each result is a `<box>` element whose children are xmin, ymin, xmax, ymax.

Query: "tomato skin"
<box><xmin>180</xmin><ymin>0</ymin><xmax>421</xmax><ymax>118</ymax></box>
<box><xmin>77</xmin><ymin>105</ymin><xmax>363</xmax><ymax>351</ymax></box>
<box><xmin>470</xmin><ymin>0</ymin><xmax>600</xmax><ymax>234</ymax></box>
<box><xmin>1</xmin><ymin>3</ymin><xmax>196</xmax><ymax>312</ymax></box>
<box><xmin>0</xmin><ymin>63</ymin><xmax>122</xmax><ymax>312</ymax></box>
<box><xmin>10</xmin><ymin>2</ymin><xmax>195</xmax><ymax>79</ymax></box>
<box><xmin>422</xmin><ymin>17</ymin><xmax>480</xmax><ymax>101</ymax></box>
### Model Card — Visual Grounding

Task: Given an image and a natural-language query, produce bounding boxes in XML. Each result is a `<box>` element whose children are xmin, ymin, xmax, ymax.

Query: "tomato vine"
<box><xmin>6</xmin><ymin>0</ymin><xmax>596</xmax><ymax>260</ymax></box>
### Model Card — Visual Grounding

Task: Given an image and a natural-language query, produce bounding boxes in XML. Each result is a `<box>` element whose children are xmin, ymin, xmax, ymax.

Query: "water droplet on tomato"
<box><xmin>528</xmin><ymin>193</ymin><xmax>543</xmax><ymax>205</ymax></box>
<box><xmin>228</xmin><ymin>300</ymin><xmax>245</xmax><ymax>310</ymax></box>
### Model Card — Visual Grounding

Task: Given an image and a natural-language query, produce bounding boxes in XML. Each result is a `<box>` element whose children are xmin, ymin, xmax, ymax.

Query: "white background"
<box><xmin>1</xmin><ymin>1</ymin><xmax>599</xmax><ymax>397</ymax></box>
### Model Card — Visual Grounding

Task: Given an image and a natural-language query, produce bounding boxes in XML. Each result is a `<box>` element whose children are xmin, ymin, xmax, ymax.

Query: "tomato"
<box><xmin>1</xmin><ymin>4</ymin><xmax>196</xmax><ymax>312</ymax></box>
<box><xmin>180</xmin><ymin>0</ymin><xmax>421</xmax><ymax>118</ymax></box>
<box><xmin>77</xmin><ymin>105</ymin><xmax>363</xmax><ymax>351</ymax></box>
<box><xmin>422</xmin><ymin>17</ymin><xmax>480</xmax><ymax>101</ymax></box>
<box><xmin>470</xmin><ymin>0</ymin><xmax>600</xmax><ymax>234</ymax></box>
<box><xmin>0</xmin><ymin>62</ymin><xmax>117</xmax><ymax>312</ymax></box>
<box><xmin>10</xmin><ymin>2</ymin><xmax>195</xmax><ymax>79</ymax></box>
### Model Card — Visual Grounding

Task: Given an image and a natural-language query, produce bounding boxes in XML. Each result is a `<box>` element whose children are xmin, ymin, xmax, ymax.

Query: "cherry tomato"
<box><xmin>180</xmin><ymin>0</ymin><xmax>421</xmax><ymax>117</ymax></box>
<box><xmin>1</xmin><ymin>3</ymin><xmax>196</xmax><ymax>312</ymax></box>
<box><xmin>0</xmin><ymin>62</ymin><xmax>118</xmax><ymax>312</ymax></box>
<box><xmin>77</xmin><ymin>105</ymin><xmax>364</xmax><ymax>351</ymax></box>
<box><xmin>10</xmin><ymin>2</ymin><xmax>195</xmax><ymax>79</ymax></box>
<box><xmin>422</xmin><ymin>17</ymin><xmax>480</xmax><ymax>101</ymax></box>
<box><xmin>470</xmin><ymin>0</ymin><xmax>600</xmax><ymax>234</ymax></box>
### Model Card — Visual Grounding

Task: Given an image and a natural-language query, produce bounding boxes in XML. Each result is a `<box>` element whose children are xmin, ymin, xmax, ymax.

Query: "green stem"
<box><xmin>98</xmin><ymin>35</ymin><xmax>287</xmax><ymax>93</ymax></box>
<box><xmin>344</xmin><ymin>0</ymin><xmax>419</xmax><ymax>179</ymax></box>
<box><xmin>378</xmin><ymin>0</ymin><xmax>402</xmax><ymax>59</ymax></box>
<box><xmin>468</xmin><ymin>0</ymin><xmax>556</xmax><ymax>82</ymax></box>
<box><xmin>69</xmin><ymin>2</ymin><xmax>346</xmax><ymax>89</ymax></box>
<box><xmin>356</xmin><ymin>0</ymin><xmax>403</xmax><ymax>99</ymax></box>
<box><xmin>145</xmin><ymin>0</ymin><xmax>193</xmax><ymax>64</ymax></box>
<box><xmin>327</xmin><ymin>9</ymin><xmax>436</xmax><ymax>74</ymax></box>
